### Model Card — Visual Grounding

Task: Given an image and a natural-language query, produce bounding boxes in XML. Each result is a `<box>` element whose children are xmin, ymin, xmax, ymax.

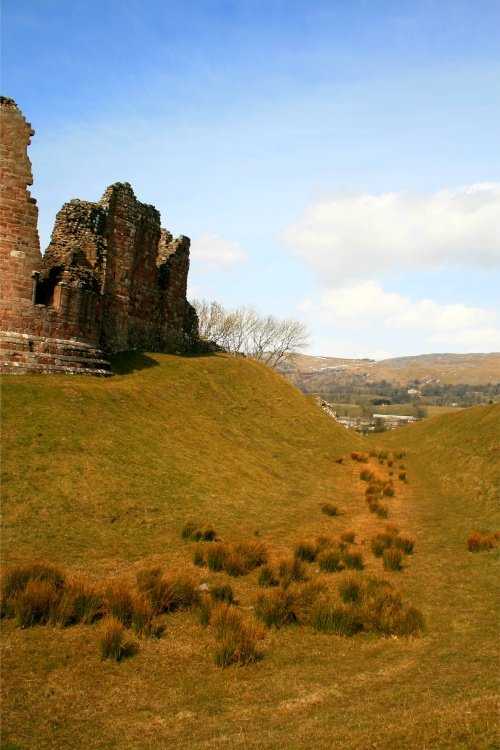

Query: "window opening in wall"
<box><xmin>158</xmin><ymin>264</ymin><xmax>171</xmax><ymax>291</ymax></box>
<box><xmin>34</xmin><ymin>266</ymin><xmax>62</xmax><ymax>306</ymax></box>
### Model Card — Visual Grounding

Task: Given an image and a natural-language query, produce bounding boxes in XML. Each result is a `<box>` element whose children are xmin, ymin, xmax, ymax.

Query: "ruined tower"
<box><xmin>0</xmin><ymin>97</ymin><xmax>111</xmax><ymax>374</ymax></box>
<box><xmin>0</xmin><ymin>98</ymin><xmax>198</xmax><ymax>375</ymax></box>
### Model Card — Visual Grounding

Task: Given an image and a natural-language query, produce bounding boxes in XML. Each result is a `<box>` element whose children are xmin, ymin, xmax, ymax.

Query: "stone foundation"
<box><xmin>0</xmin><ymin>332</ymin><xmax>112</xmax><ymax>375</ymax></box>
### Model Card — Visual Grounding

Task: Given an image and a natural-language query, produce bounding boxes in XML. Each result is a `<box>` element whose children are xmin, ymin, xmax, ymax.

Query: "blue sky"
<box><xmin>2</xmin><ymin>0</ymin><xmax>500</xmax><ymax>358</ymax></box>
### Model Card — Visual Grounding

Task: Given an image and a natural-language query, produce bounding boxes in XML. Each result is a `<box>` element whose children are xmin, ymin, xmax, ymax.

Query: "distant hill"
<box><xmin>282</xmin><ymin>352</ymin><xmax>500</xmax><ymax>386</ymax></box>
<box><xmin>280</xmin><ymin>352</ymin><xmax>500</xmax><ymax>410</ymax></box>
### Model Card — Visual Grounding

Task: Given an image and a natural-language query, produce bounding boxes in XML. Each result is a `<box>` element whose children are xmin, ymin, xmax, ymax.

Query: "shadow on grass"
<box><xmin>109</xmin><ymin>349</ymin><xmax>218</xmax><ymax>375</ymax></box>
<box><xmin>108</xmin><ymin>352</ymin><xmax>160</xmax><ymax>374</ymax></box>
<box><xmin>120</xmin><ymin>641</ymin><xmax>140</xmax><ymax>661</ymax></box>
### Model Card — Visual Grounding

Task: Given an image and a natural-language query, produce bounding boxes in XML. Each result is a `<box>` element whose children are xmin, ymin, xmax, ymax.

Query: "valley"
<box><xmin>1</xmin><ymin>353</ymin><xmax>498</xmax><ymax>749</ymax></box>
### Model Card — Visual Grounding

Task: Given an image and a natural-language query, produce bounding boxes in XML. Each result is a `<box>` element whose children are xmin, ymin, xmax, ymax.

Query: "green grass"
<box><xmin>1</xmin><ymin>355</ymin><xmax>499</xmax><ymax>750</ymax></box>
<box><xmin>1</xmin><ymin>353</ymin><xmax>360</xmax><ymax>571</ymax></box>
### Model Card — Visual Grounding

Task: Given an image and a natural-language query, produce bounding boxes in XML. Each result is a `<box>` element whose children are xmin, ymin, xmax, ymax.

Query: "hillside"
<box><xmin>377</xmin><ymin>402</ymin><xmax>499</xmax><ymax>603</ymax></box>
<box><xmin>1</xmin><ymin>352</ymin><xmax>361</xmax><ymax>571</ymax></box>
<box><xmin>1</xmin><ymin>357</ymin><xmax>499</xmax><ymax>750</ymax></box>
<box><xmin>284</xmin><ymin>352</ymin><xmax>500</xmax><ymax>386</ymax></box>
<box><xmin>281</xmin><ymin>352</ymin><xmax>500</xmax><ymax>411</ymax></box>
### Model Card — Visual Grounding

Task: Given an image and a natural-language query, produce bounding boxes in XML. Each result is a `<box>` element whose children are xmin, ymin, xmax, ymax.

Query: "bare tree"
<box><xmin>250</xmin><ymin>315</ymin><xmax>310</xmax><ymax>368</ymax></box>
<box><xmin>192</xmin><ymin>299</ymin><xmax>310</xmax><ymax>367</ymax></box>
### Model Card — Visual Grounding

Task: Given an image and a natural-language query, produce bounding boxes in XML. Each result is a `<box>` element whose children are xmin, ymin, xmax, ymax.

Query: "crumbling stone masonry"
<box><xmin>0</xmin><ymin>98</ymin><xmax>198</xmax><ymax>375</ymax></box>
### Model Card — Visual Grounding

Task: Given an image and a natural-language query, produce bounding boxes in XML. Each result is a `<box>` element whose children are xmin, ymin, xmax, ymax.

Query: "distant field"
<box><xmin>1</xmin><ymin>355</ymin><xmax>498</xmax><ymax>750</ymax></box>
<box><xmin>331</xmin><ymin>403</ymin><xmax>463</xmax><ymax>418</ymax></box>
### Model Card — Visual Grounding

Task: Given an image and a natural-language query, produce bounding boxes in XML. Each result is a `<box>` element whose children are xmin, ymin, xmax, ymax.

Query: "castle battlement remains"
<box><xmin>0</xmin><ymin>97</ymin><xmax>198</xmax><ymax>375</ymax></box>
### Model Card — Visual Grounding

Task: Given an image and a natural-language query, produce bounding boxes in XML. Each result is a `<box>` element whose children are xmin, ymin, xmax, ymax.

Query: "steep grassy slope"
<box><xmin>377</xmin><ymin>403</ymin><xmax>499</xmax><ymax>629</ymax></box>
<box><xmin>1</xmin><ymin>361</ymin><xmax>498</xmax><ymax>750</ymax></box>
<box><xmin>1</xmin><ymin>352</ymin><xmax>361</xmax><ymax>573</ymax></box>
<box><xmin>371</xmin><ymin>404</ymin><xmax>499</xmax><ymax>748</ymax></box>
<box><xmin>381</xmin><ymin>402</ymin><xmax>499</xmax><ymax>523</ymax></box>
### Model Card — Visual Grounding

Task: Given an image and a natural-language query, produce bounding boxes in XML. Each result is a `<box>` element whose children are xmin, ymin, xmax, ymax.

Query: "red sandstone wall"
<box><xmin>158</xmin><ymin>231</ymin><xmax>196</xmax><ymax>348</ymax></box>
<box><xmin>100</xmin><ymin>183</ymin><xmax>163</xmax><ymax>353</ymax></box>
<box><xmin>0</xmin><ymin>97</ymin><xmax>110</xmax><ymax>374</ymax></box>
<box><xmin>0</xmin><ymin>97</ymin><xmax>42</xmax><ymax>322</ymax></box>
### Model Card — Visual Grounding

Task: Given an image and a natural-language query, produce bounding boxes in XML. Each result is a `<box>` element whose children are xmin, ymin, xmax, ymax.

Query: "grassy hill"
<box><xmin>1</xmin><ymin>352</ymin><xmax>361</xmax><ymax>572</ymax></box>
<box><xmin>376</xmin><ymin>404</ymin><xmax>499</xmax><ymax>734</ymax></box>
<box><xmin>1</xmin><ymin>355</ymin><xmax>498</xmax><ymax>750</ymax></box>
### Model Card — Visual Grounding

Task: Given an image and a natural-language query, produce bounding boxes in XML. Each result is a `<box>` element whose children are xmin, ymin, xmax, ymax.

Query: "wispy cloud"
<box><xmin>281</xmin><ymin>183</ymin><xmax>500</xmax><ymax>286</ymax></box>
<box><xmin>190</xmin><ymin>234</ymin><xmax>247</xmax><ymax>273</ymax></box>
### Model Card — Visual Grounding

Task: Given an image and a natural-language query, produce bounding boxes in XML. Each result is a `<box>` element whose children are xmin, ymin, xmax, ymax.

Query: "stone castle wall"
<box><xmin>0</xmin><ymin>97</ymin><xmax>198</xmax><ymax>375</ymax></box>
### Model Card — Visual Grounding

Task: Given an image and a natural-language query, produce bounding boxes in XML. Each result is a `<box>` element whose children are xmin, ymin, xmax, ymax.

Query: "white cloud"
<box><xmin>190</xmin><ymin>233</ymin><xmax>247</xmax><ymax>273</ymax></box>
<box><xmin>301</xmin><ymin>280</ymin><xmax>500</xmax><ymax>352</ymax></box>
<box><xmin>281</xmin><ymin>183</ymin><xmax>500</xmax><ymax>286</ymax></box>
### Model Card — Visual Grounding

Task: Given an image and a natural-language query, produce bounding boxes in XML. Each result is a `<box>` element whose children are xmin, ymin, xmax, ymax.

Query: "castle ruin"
<box><xmin>0</xmin><ymin>97</ymin><xmax>198</xmax><ymax>375</ymax></box>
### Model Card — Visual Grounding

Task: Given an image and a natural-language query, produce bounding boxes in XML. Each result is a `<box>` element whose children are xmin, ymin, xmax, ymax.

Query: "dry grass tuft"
<box><xmin>150</xmin><ymin>573</ymin><xmax>199</xmax><ymax>614</ymax></box>
<box><xmin>394</xmin><ymin>535</ymin><xmax>415</xmax><ymax>555</ymax></box>
<box><xmin>130</xmin><ymin>595</ymin><xmax>154</xmax><ymax>636</ymax></box>
<box><xmin>205</xmin><ymin>543</ymin><xmax>230</xmax><ymax>572</ymax></box>
<box><xmin>0</xmin><ymin>563</ymin><xmax>88</xmax><ymax>628</ymax></box>
<box><xmin>4</xmin><ymin>561</ymin><xmax>65</xmax><ymax>594</ymax></box>
<box><xmin>257</xmin><ymin>565</ymin><xmax>279</xmax><ymax>587</ymax></box>
<box><xmin>382</xmin><ymin>548</ymin><xmax>404</xmax><ymax>571</ymax></box>
<box><xmin>371</xmin><ymin>528</ymin><xmax>398</xmax><ymax>556</ymax></box>
<box><xmin>99</xmin><ymin>616</ymin><xmax>128</xmax><ymax>661</ymax></box>
<box><xmin>360</xmin><ymin>468</ymin><xmax>376</xmax><ymax>482</ymax></box>
<box><xmin>371</xmin><ymin>526</ymin><xmax>414</xmax><ymax>561</ymax></box>
<box><xmin>366</xmin><ymin>497</ymin><xmax>389</xmax><ymax>517</ymax></box>
<box><xmin>202</xmin><ymin>540</ymin><xmax>267</xmax><ymax>576</ymax></box>
<box><xmin>278</xmin><ymin>558</ymin><xmax>307</xmax><ymax>587</ymax></box>
<box><xmin>393</xmin><ymin>605</ymin><xmax>426</xmax><ymax>636</ymax></box>
<box><xmin>317</xmin><ymin>547</ymin><xmax>343</xmax><ymax>573</ymax></box>
<box><xmin>13</xmin><ymin>579</ymin><xmax>59</xmax><ymax>628</ymax></box>
<box><xmin>340</xmin><ymin>530</ymin><xmax>356</xmax><ymax>544</ymax></box>
<box><xmin>339</xmin><ymin>576</ymin><xmax>363</xmax><ymax>604</ymax></box>
<box><xmin>359</xmin><ymin>578</ymin><xmax>425</xmax><ymax>636</ymax></box>
<box><xmin>342</xmin><ymin>550</ymin><xmax>364</xmax><ymax>570</ymax></box>
<box><xmin>220</xmin><ymin>548</ymin><xmax>247</xmax><ymax>577</ymax></box>
<box><xmin>192</xmin><ymin>544</ymin><xmax>206</xmax><ymax>567</ymax></box>
<box><xmin>311</xmin><ymin>596</ymin><xmax>361</xmax><ymax>636</ymax></box>
<box><xmin>294</xmin><ymin>541</ymin><xmax>317</xmax><ymax>562</ymax></box>
<box><xmin>234</xmin><ymin>540</ymin><xmax>268</xmax><ymax>570</ymax></box>
<box><xmin>350</xmin><ymin>451</ymin><xmax>369</xmax><ymax>463</ymax></box>
<box><xmin>105</xmin><ymin>581</ymin><xmax>136</xmax><ymax>626</ymax></box>
<box><xmin>254</xmin><ymin>583</ymin><xmax>320</xmax><ymax>629</ymax></box>
<box><xmin>210</xmin><ymin>584</ymin><xmax>234</xmax><ymax>604</ymax></box>
<box><xmin>51</xmin><ymin>580</ymin><xmax>102</xmax><ymax>627</ymax></box>
<box><xmin>466</xmin><ymin>530</ymin><xmax>500</xmax><ymax>552</ymax></box>
<box><xmin>181</xmin><ymin>520</ymin><xmax>217</xmax><ymax>541</ymax></box>
<box><xmin>211</xmin><ymin>603</ymin><xmax>264</xmax><ymax>667</ymax></box>
<box><xmin>136</xmin><ymin>566</ymin><xmax>163</xmax><ymax>595</ymax></box>
<box><xmin>374</xmin><ymin>502</ymin><xmax>389</xmax><ymax>518</ymax></box>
